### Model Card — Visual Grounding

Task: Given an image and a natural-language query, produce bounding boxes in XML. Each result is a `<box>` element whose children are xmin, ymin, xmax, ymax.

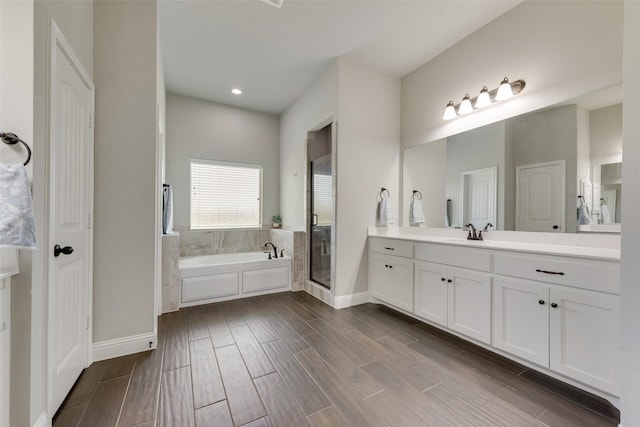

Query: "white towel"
<box><xmin>577</xmin><ymin>197</ymin><xmax>591</xmax><ymax>225</ymax></box>
<box><xmin>0</xmin><ymin>163</ymin><xmax>36</xmax><ymax>248</ymax></box>
<box><xmin>601</xmin><ymin>204</ymin><xmax>611</xmax><ymax>224</ymax></box>
<box><xmin>409</xmin><ymin>196</ymin><xmax>425</xmax><ymax>226</ymax></box>
<box><xmin>377</xmin><ymin>196</ymin><xmax>394</xmax><ymax>226</ymax></box>
<box><xmin>162</xmin><ymin>184</ymin><xmax>174</xmax><ymax>234</ymax></box>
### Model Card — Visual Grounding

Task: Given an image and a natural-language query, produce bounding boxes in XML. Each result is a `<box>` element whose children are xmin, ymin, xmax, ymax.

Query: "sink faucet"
<box><xmin>477</xmin><ymin>222</ymin><xmax>493</xmax><ymax>241</ymax></box>
<box><xmin>264</xmin><ymin>242</ymin><xmax>278</xmax><ymax>259</ymax></box>
<box><xmin>465</xmin><ymin>223</ymin><xmax>478</xmax><ymax>240</ymax></box>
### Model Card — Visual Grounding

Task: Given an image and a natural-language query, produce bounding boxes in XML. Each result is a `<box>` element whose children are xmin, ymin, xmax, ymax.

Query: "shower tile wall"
<box><xmin>175</xmin><ymin>227</ymin><xmax>272</xmax><ymax>257</ymax></box>
<box><xmin>271</xmin><ymin>229</ymin><xmax>306</xmax><ymax>291</ymax></box>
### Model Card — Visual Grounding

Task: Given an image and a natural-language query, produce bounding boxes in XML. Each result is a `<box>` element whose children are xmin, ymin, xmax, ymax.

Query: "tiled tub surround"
<box><xmin>162</xmin><ymin>228</ymin><xmax>306</xmax><ymax>312</ymax></box>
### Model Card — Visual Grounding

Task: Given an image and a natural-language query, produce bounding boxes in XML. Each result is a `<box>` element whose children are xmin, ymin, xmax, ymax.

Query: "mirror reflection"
<box><xmin>402</xmin><ymin>85</ymin><xmax>623</xmax><ymax>233</ymax></box>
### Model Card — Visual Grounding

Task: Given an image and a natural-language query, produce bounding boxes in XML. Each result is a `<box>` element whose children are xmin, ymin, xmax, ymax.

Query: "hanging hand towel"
<box><xmin>162</xmin><ymin>184</ymin><xmax>174</xmax><ymax>234</ymax></box>
<box><xmin>601</xmin><ymin>203</ymin><xmax>611</xmax><ymax>224</ymax></box>
<box><xmin>377</xmin><ymin>195</ymin><xmax>394</xmax><ymax>226</ymax></box>
<box><xmin>0</xmin><ymin>163</ymin><xmax>37</xmax><ymax>248</ymax></box>
<box><xmin>577</xmin><ymin>196</ymin><xmax>591</xmax><ymax>225</ymax></box>
<box><xmin>409</xmin><ymin>195</ymin><xmax>425</xmax><ymax>226</ymax></box>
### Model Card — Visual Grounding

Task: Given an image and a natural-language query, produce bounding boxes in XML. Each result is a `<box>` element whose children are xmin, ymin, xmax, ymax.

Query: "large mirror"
<box><xmin>402</xmin><ymin>84</ymin><xmax>623</xmax><ymax>233</ymax></box>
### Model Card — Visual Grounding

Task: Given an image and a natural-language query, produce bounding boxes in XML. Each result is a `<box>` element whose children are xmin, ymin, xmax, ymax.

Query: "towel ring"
<box><xmin>412</xmin><ymin>190</ymin><xmax>422</xmax><ymax>200</ymax></box>
<box><xmin>1</xmin><ymin>132</ymin><xmax>31</xmax><ymax>166</ymax></box>
<box><xmin>379</xmin><ymin>187</ymin><xmax>390</xmax><ymax>198</ymax></box>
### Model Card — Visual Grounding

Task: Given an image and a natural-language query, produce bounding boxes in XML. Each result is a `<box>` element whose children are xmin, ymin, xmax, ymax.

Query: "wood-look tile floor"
<box><xmin>53</xmin><ymin>291</ymin><xmax>619</xmax><ymax>427</ymax></box>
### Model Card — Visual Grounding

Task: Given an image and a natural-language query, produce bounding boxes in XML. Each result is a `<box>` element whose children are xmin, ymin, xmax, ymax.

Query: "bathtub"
<box><xmin>179</xmin><ymin>252</ymin><xmax>291</xmax><ymax>306</ymax></box>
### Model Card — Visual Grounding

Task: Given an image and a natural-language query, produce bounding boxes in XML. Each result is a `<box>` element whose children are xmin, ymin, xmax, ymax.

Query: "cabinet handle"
<box><xmin>385</xmin><ymin>264</ymin><xmax>389</xmax><ymax>268</ymax></box>
<box><xmin>389</xmin><ymin>265</ymin><xmax>393</xmax><ymax>269</ymax></box>
<box><xmin>538</xmin><ymin>300</ymin><xmax>545</xmax><ymax>305</ymax></box>
<box><xmin>447</xmin><ymin>279</ymin><xmax>452</xmax><ymax>283</ymax></box>
<box><xmin>384</xmin><ymin>247</ymin><xmax>395</xmax><ymax>251</ymax></box>
<box><xmin>535</xmin><ymin>269</ymin><xmax>564</xmax><ymax>276</ymax></box>
<box><xmin>441</xmin><ymin>277</ymin><xmax>446</xmax><ymax>282</ymax></box>
<box><xmin>550</xmin><ymin>302</ymin><xmax>558</xmax><ymax>308</ymax></box>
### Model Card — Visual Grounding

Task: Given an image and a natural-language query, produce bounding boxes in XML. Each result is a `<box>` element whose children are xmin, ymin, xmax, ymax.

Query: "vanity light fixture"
<box><xmin>442</xmin><ymin>77</ymin><xmax>525</xmax><ymax>120</ymax></box>
<box><xmin>231</xmin><ymin>88</ymin><xmax>243</xmax><ymax>95</ymax></box>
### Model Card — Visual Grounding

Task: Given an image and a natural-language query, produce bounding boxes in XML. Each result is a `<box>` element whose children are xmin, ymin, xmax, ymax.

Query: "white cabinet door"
<box><xmin>549</xmin><ymin>287</ymin><xmax>619</xmax><ymax>395</ymax></box>
<box><xmin>448</xmin><ymin>267</ymin><xmax>492</xmax><ymax>344</ymax></box>
<box><xmin>493</xmin><ymin>277</ymin><xmax>550</xmax><ymax>367</ymax></box>
<box><xmin>369</xmin><ymin>252</ymin><xmax>392</xmax><ymax>302</ymax></box>
<box><xmin>389</xmin><ymin>257</ymin><xmax>414</xmax><ymax>312</ymax></box>
<box><xmin>414</xmin><ymin>261</ymin><xmax>449</xmax><ymax>327</ymax></box>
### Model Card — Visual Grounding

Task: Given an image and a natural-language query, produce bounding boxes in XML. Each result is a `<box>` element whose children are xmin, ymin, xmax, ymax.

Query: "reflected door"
<box><xmin>516</xmin><ymin>161</ymin><xmax>565</xmax><ymax>232</ymax></box>
<box><xmin>310</xmin><ymin>153</ymin><xmax>332</xmax><ymax>288</ymax></box>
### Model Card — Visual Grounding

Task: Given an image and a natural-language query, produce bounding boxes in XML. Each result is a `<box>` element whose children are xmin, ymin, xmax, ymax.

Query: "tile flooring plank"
<box><xmin>230</xmin><ymin>325</ymin><xmax>276</xmax><ymax>378</ymax></box>
<box><xmin>240</xmin><ymin>303</ymin><xmax>280</xmax><ymax>344</ymax></box>
<box><xmin>303</xmin><ymin>332</ymin><xmax>383</xmax><ymax>398</ymax></box>
<box><xmin>194</xmin><ymin>401</ymin><xmax>233</xmax><ymax>427</ymax></box>
<box><xmin>537</xmin><ymin>402</ymin><xmax>618</xmax><ymax>427</ymax></box>
<box><xmin>253</xmin><ymin>372</ymin><xmax>310</xmax><ymax>426</ymax></box>
<box><xmin>239</xmin><ymin>417</ymin><xmax>272</xmax><ymax>427</ymax></box>
<box><xmin>347</xmin><ymin>305</ymin><xmax>416</xmax><ymax>344</ymax></box>
<box><xmin>293</xmin><ymin>348</ymin><xmax>388</xmax><ymax>427</ymax></box>
<box><xmin>163</xmin><ymin>311</ymin><xmax>190</xmax><ymax>371</ymax></box>
<box><xmin>60</xmin><ymin>362</ymin><xmax>107</xmax><ymax>408</ymax></box>
<box><xmin>158</xmin><ymin>366</ymin><xmax>195</xmax><ymax>427</ymax></box>
<box><xmin>307</xmin><ymin>406</ymin><xmax>350</xmax><ymax>427</ymax></box>
<box><xmin>274</xmin><ymin>292</ymin><xmax>319</xmax><ymax>321</ymax></box>
<box><xmin>53</xmin><ymin>404</ymin><xmax>86</xmax><ymax>427</ymax></box>
<box><xmin>426</xmin><ymin>384</ymin><xmax>502</xmax><ymax>427</ymax></box>
<box><xmin>118</xmin><ymin>349</ymin><xmax>164</xmax><ymax>427</ymax></box>
<box><xmin>102</xmin><ymin>354</ymin><xmax>138</xmax><ymax>381</ymax></box>
<box><xmin>268</xmin><ymin>298</ymin><xmax>318</xmax><ymax>335</ymax></box>
<box><xmin>187</xmin><ymin>308</ymin><xmax>211</xmax><ymax>341</ymax></box>
<box><xmin>215</xmin><ymin>344</ymin><xmax>267</xmax><ymax>426</ymax></box>
<box><xmin>131</xmin><ymin>421</ymin><xmax>155</xmax><ymax>427</ymax></box>
<box><xmin>307</xmin><ymin>319</ymin><xmax>375</xmax><ymax>366</ymax></box>
<box><xmin>78</xmin><ymin>377</ymin><xmax>129</xmax><ymax>427</ymax></box>
<box><xmin>479</xmin><ymin>398</ymin><xmax>548</xmax><ymax>427</ymax></box>
<box><xmin>189</xmin><ymin>338</ymin><xmax>226</xmax><ymax>409</ymax></box>
<box><xmin>218</xmin><ymin>299</ymin><xmax>248</xmax><ymax>328</ymax></box>
<box><xmin>204</xmin><ymin>306</ymin><xmax>236</xmax><ymax>349</ymax></box>
<box><xmin>261</xmin><ymin>340</ymin><xmax>331</xmax><ymax>415</ymax></box>
<box><xmin>300</xmin><ymin>300</ymin><xmax>355</xmax><ymax>335</ymax></box>
<box><xmin>364</xmin><ymin>390</ymin><xmax>431</xmax><ymax>427</ymax></box>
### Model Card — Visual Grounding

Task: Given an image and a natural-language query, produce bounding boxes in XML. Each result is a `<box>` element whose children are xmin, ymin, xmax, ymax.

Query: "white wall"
<box><xmin>591</xmin><ymin>104</ymin><xmax>623</xmax><ymax>184</ymax></box>
<box><xmin>621</xmin><ymin>2</ymin><xmax>640</xmax><ymax>425</ymax></box>
<box><xmin>401</xmin><ymin>1</ymin><xmax>623</xmax><ymax>149</ymax></box>
<box><xmin>93</xmin><ymin>1</ymin><xmax>157</xmax><ymax>344</ymax></box>
<box><xmin>402</xmin><ymin>139</ymin><xmax>446</xmax><ymax>228</ymax></box>
<box><xmin>165</xmin><ymin>93</ymin><xmax>280</xmax><ymax>228</ymax></box>
<box><xmin>335</xmin><ymin>57</ymin><xmax>401</xmax><ymax>297</ymax></box>
<box><xmin>280</xmin><ymin>61</ymin><xmax>339</xmax><ymax>229</ymax></box>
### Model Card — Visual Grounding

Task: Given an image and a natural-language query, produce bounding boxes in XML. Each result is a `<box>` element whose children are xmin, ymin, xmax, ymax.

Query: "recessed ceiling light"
<box><xmin>231</xmin><ymin>88</ymin><xmax>243</xmax><ymax>95</ymax></box>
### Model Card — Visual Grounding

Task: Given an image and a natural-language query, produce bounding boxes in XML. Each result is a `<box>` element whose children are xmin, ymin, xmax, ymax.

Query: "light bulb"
<box><xmin>458</xmin><ymin>94</ymin><xmax>473</xmax><ymax>115</ymax></box>
<box><xmin>475</xmin><ymin>86</ymin><xmax>492</xmax><ymax>108</ymax></box>
<box><xmin>443</xmin><ymin>101</ymin><xmax>457</xmax><ymax>120</ymax></box>
<box><xmin>495</xmin><ymin>77</ymin><xmax>513</xmax><ymax>101</ymax></box>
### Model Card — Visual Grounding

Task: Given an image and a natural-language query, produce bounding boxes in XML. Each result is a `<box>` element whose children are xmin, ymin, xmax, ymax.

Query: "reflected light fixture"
<box><xmin>231</xmin><ymin>88</ymin><xmax>243</xmax><ymax>95</ymax></box>
<box><xmin>442</xmin><ymin>77</ymin><xmax>525</xmax><ymax>120</ymax></box>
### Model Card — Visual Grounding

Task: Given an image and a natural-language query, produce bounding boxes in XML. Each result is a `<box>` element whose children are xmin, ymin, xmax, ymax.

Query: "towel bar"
<box><xmin>0</xmin><ymin>132</ymin><xmax>31</xmax><ymax>166</ymax></box>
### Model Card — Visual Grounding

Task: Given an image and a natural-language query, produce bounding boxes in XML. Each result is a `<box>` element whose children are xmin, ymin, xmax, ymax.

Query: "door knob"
<box><xmin>54</xmin><ymin>244</ymin><xmax>74</xmax><ymax>257</ymax></box>
<box><xmin>552</xmin><ymin>225</ymin><xmax>559</xmax><ymax>230</ymax></box>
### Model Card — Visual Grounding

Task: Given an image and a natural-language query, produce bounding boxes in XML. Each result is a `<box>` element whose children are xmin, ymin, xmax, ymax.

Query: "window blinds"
<box><xmin>190</xmin><ymin>159</ymin><xmax>262</xmax><ymax>229</ymax></box>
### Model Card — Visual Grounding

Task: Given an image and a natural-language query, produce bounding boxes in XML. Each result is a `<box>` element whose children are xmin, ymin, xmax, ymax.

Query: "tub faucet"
<box><xmin>264</xmin><ymin>242</ymin><xmax>278</xmax><ymax>258</ymax></box>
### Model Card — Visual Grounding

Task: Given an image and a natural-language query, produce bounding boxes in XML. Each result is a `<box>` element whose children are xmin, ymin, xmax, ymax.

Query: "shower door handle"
<box><xmin>311</xmin><ymin>214</ymin><xmax>318</xmax><ymax>226</ymax></box>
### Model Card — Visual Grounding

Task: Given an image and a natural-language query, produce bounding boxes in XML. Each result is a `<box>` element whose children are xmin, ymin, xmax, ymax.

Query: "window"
<box><xmin>190</xmin><ymin>159</ymin><xmax>262</xmax><ymax>229</ymax></box>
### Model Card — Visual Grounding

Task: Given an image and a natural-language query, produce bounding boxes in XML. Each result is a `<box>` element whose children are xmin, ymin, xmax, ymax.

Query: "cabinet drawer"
<box><xmin>494</xmin><ymin>253</ymin><xmax>620</xmax><ymax>294</ymax></box>
<box><xmin>370</xmin><ymin>238</ymin><xmax>414</xmax><ymax>259</ymax></box>
<box><xmin>415</xmin><ymin>243</ymin><xmax>490</xmax><ymax>272</ymax></box>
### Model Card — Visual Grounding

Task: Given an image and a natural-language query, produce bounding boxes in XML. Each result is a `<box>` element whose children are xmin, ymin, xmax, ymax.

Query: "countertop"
<box><xmin>368</xmin><ymin>227</ymin><xmax>621</xmax><ymax>261</ymax></box>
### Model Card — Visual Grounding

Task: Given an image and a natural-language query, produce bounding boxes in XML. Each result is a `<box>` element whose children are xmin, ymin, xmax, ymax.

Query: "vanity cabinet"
<box><xmin>415</xmin><ymin>261</ymin><xmax>492</xmax><ymax>345</ymax></box>
<box><xmin>493</xmin><ymin>253</ymin><xmax>620</xmax><ymax>395</ymax></box>
<box><xmin>369</xmin><ymin>239</ymin><xmax>414</xmax><ymax>312</ymax></box>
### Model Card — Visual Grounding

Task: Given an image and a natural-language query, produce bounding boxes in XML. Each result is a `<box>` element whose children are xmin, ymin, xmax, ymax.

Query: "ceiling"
<box><xmin>159</xmin><ymin>0</ymin><xmax>522</xmax><ymax>115</ymax></box>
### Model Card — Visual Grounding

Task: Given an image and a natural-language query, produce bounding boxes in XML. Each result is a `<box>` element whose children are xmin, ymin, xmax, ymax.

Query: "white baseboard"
<box><xmin>92</xmin><ymin>331</ymin><xmax>157</xmax><ymax>362</ymax></box>
<box><xmin>32</xmin><ymin>411</ymin><xmax>49</xmax><ymax>427</ymax></box>
<box><xmin>332</xmin><ymin>291</ymin><xmax>370</xmax><ymax>309</ymax></box>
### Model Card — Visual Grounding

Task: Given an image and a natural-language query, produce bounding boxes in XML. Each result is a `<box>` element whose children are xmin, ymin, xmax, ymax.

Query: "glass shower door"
<box><xmin>310</xmin><ymin>153</ymin><xmax>332</xmax><ymax>288</ymax></box>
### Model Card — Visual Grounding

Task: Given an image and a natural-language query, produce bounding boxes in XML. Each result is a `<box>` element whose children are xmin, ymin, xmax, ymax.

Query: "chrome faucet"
<box><xmin>465</xmin><ymin>223</ymin><xmax>478</xmax><ymax>240</ymax></box>
<box><xmin>264</xmin><ymin>242</ymin><xmax>278</xmax><ymax>259</ymax></box>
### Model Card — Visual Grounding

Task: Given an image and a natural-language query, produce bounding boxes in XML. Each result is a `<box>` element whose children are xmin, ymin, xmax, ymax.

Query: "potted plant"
<box><xmin>272</xmin><ymin>214</ymin><xmax>282</xmax><ymax>229</ymax></box>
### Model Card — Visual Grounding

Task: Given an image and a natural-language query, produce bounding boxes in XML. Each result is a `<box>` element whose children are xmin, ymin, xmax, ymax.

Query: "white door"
<box><xmin>49</xmin><ymin>22</ymin><xmax>94</xmax><ymax>413</ymax></box>
<box><xmin>493</xmin><ymin>277</ymin><xmax>549</xmax><ymax>367</ymax></box>
<box><xmin>516</xmin><ymin>161</ymin><xmax>565</xmax><ymax>232</ymax></box>
<box><xmin>461</xmin><ymin>167</ymin><xmax>497</xmax><ymax>229</ymax></box>
<box><xmin>549</xmin><ymin>287</ymin><xmax>619</xmax><ymax>395</ymax></box>
<box><xmin>414</xmin><ymin>261</ymin><xmax>448</xmax><ymax>327</ymax></box>
<box><xmin>447</xmin><ymin>267</ymin><xmax>492</xmax><ymax>345</ymax></box>
<box><xmin>389</xmin><ymin>256</ymin><xmax>413</xmax><ymax>313</ymax></box>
